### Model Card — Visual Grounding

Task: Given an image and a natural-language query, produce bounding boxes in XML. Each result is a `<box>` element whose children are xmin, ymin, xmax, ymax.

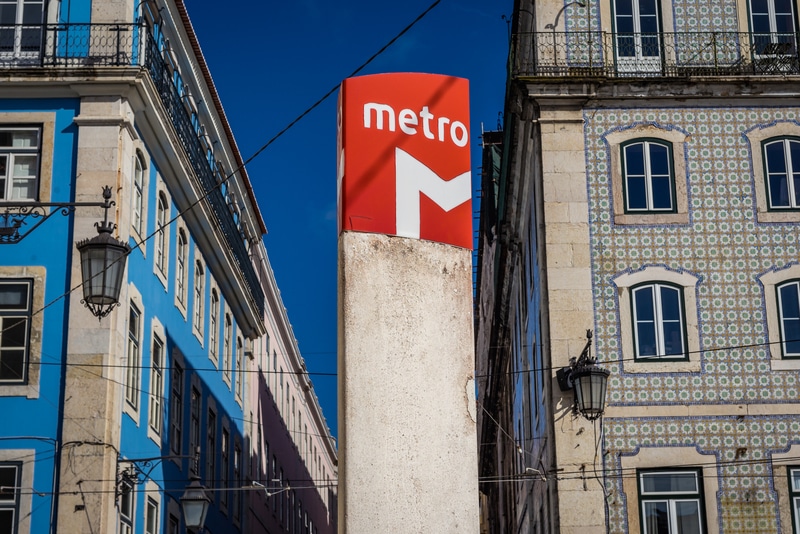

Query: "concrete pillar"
<box><xmin>338</xmin><ymin>231</ymin><xmax>479</xmax><ymax>533</ymax></box>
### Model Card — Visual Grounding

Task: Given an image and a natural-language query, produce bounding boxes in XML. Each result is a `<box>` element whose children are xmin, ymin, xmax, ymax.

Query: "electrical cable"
<box><xmin>13</xmin><ymin>0</ymin><xmax>442</xmax><ymax>327</ymax></box>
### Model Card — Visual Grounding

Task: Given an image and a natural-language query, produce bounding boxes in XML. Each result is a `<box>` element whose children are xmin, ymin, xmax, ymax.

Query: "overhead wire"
<box><xmin>10</xmin><ymin>0</ymin><xmax>443</xmax><ymax>327</ymax></box>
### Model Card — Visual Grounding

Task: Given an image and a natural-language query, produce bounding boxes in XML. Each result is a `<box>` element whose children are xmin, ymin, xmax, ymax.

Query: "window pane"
<box><xmin>0</xmin><ymin>465</ymin><xmax>16</xmax><ymax>501</ymax></box>
<box><xmin>770</xmin><ymin>173</ymin><xmax>791</xmax><ymax>207</ymax></box>
<box><xmin>0</xmin><ymin>509</ymin><xmax>14</xmax><ymax>532</ymax></box>
<box><xmin>675</xmin><ymin>500</ymin><xmax>702</xmax><ymax>534</ymax></box>
<box><xmin>0</xmin><ymin>5</ymin><xmax>17</xmax><ymax>25</ymax></box>
<box><xmin>625</xmin><ymin>143</ymin><xmax>645</xmax><ymax>175</ymax></box>
<box><xmin>794</xmin><ymin>496</ymin><xmax>800</xmax><ymax>525</ymax></box>
<box><xmin>649</xmin><ymin>144</ymin><xmax>669</xmax><ymax>173</ymax></box>
<box><xmin>635</xmin><ymin>286</ymin><xmax>655</xmax><ymax>321</ymax></box>
<box><xmin>0</xmin><ymin>349</ymin><xmax>24</xmax><ymax>380</ymax></box>
<box><xmin>642</xmin><ymin>472</ymin><xmax>699</xmax><ymax>493</ymax></box>
<box><xmin>643</xmin><ymin>501</ymin><xmax>670</xmax><ymax>534</ymax></box>
<box><xmin>651</xmin><ymin>176</ymin><xmax>673</xmax><ymax>209</ymax></box>
<box><xmin>627</xmin><ymin>176</ymin><xmax>648</xmax><ymax>210</ymax></box>
<box><xmin>21</xmin><ymin>2</ymin><xmax>42</xmax><ymax>25</ymax></box>
<box><xmin>662</xmin><ymin>321</ymin><xmax>684</xmax><ymax>356</ymax></box>
<box><xmin>2</xmin><ymin>317</ymin><xmax>26</xmax><ymax>347</ymax></box>
<box><xmin>767</xmin><ymin>141</ymin><xmax>787</xmax><ymax>173</ymax></box>
<box><xmin>0</xmin><ymin>284</ymin><xmax>28</xmax><ymax>308</ymax></box>
<box><xmin>660</xmin><ymin>286</ymin><xmax>681</xmax><ymax>320</ymax></box>
<box><xmin>781</xmin><ymin>284</ymin><xmax>800</xmax><ymax>317</ymax></box>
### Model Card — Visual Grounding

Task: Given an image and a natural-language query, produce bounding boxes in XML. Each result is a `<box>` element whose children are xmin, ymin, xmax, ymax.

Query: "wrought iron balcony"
<box><xmin>0</xmin><ymin>22</ymin><xmax>265</xmax><ymax>316</ymax></box>
<box><xmin>514</xmin><ymin>31</ymin><xmax>800</xmax><ymax>78</ymax></box>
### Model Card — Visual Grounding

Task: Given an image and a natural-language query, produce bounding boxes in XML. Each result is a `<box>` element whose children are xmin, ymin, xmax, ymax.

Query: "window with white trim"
<box><xmin>778</xmin><ymin>279</ymin><xmax>800</xmax><ymax>358</ymax></box>
<box><xmin>0</xmin><ymin>463</ymin><xmax>20</xmax><ymax>534</ymax></box>
<box><xmin>0</xmin><ymin>127</ymin><xmax>40</xmax><ymax>201</ymax></box>
<box><xmin>0</xmin><ymin>279</ymin><xmax>31</xmax><ymax>384</ymax></box>
<box><xmin>789</xmin><ymin>467</ymin><xmax>800</xmax><ymax>533</ymax></box>
<box><xmin>233</xmin><ymin>441</ymin><xmax>242</xmax><ymax>523</ymax></box>
<box><xmin>631</xmin><ymin>282</ymin><xmax>687</xmax><ymax>360</ymax></box>
<box><xmin>125</xmin><ymin>304</ymin><xmax>142</xmax><ymax>409</ymax></box>
<box><xmin>221</xmin><ymin>427</ymin><xmax>230</xmax><ymax>510</ymax></box>
<box><xmin>145</xmin><ymin>497</ymin><xmax>159</xmax><ymax>534</ymax></box>
<box><xmin>176</xmin><ymin>230</ymin><xmax>187</xmax><ymax>307</ymax></box>
<box><xmin>764</xmin><ymin>137</ymin><xmax>800</xmax><ymax>209</ymax></box>
<box><xmin>209</xmin><ymin>289</ymin><xmax>219</xmax><ymax>364</ymax></box>
<box><xmin>638</xmin><ymin>469</ymin><xmax>705</xmax><ymax>534</ymax></box>
<box><xmin>189</xmin><ymin>386</ymin><xmax>200</xmax><ymax>461</ymax></box>
<box><xmin>132</xmin><ymin>153</ymin><xmax>144</xmax><ymax>235</ymax></box>
<box><xmin>118</xmin><ymin>478</ymin><xmax>134</xmax><ymax>534</ymax></box>
<box><xmin>149</xmin><ymin>334</ymin><xmax>164</xmax><ymax>436</ymax></box>
<box><xmin>206</xmin><ymin>408</ymin><xmax>216</xmax><ymax>490</ymax></box>
<box><xmin>236</xmin><ymin>336</ymin><xmax>244</xmax><ymax>400</ymax></box>
<box><xmin>606</xmin><ymin>125</ymin><xmax>688</xmax><ymax>225</ymax></box>
<box><xmin>622</xmin><ymin>139</ymin><xmax>676</xmax><ymax>213</ymax></box>
<box><xmin>193</xmin><ymin>261</ymin><xmax>204</xmax><ymax>335</ymax></box>
<box><xmin>223</xmin><ymin>313</ymin><xmax>232</xmax><ymax>383</ymax></box>
<box><xmin>170</xmin><ymin>359</ymin><xmax>184</xmax><ymax>455</ymax></box>
<box><xmin>155</xmin><ymin>192</ymin><xmax>168</xmax><ymax>275</ymax></box>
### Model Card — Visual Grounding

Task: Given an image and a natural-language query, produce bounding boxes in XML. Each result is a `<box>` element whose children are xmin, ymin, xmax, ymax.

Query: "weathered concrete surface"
<box><xmin>338</xmin><ymin>231</ymin><xmax>479</xmax><ymax>533</ymax></box>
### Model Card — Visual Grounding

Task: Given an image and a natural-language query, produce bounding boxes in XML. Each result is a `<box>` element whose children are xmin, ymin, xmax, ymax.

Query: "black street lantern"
<box><xmin>76</xmin><ymin>186</ymin><xmax>130</xmax><ymax>319</ymax></box>
<box><xmin>572</xmin><ymin>364</ymin><xmax>610</xmax><ymax>421</ymax></box>
<box><xmin>556</xmin><ymin>330</ymin><xmax>610</xmax><ymax>421</ymax></box>
<box><xmin>180</xmin><ymin>473</ymin><xmax>210</xmax><ymax>531</ymax></box>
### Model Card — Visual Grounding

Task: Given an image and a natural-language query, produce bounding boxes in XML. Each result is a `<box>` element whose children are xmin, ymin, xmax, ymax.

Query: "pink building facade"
<box><xmin>246</xmin><ymin>242</ymin><xmax>338</xmax><ymax>533</ymax></box>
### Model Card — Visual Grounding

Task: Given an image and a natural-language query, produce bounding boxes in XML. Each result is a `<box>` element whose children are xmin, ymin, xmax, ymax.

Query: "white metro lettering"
<box><xmin>364</xmin><ymin>102</ymin><xmax>469</xmax><ymax>147</ymax></box>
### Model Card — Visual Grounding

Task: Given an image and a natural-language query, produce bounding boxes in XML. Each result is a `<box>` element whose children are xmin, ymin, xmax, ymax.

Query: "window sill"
<box><xmin>757</xmin><ymin>210</ymin><xmax>800</xmax><ymax>224</ymax></box>
<box><xmin>771</xmin><ymin>359</ymin><xmax>800</xmax><ymax>371</ymax></box>
<box><xmin>625</xmin><ymin>359</ymin><xmax>701</xmax><ymax>374</ymax></box>
<box><xmin>615</xmin><ymin>212</ymin><xmax>689</xmax><ymax>225</ymax></box>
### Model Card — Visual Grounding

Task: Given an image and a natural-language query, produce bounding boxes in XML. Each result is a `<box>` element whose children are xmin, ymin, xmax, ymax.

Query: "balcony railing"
<box><xmin>514</xmin><ymin>31</ymin><xmax>800</xmax><ymax>78</ymax></box>
<box><xmin>0</xmin><ymin>22</ymin><xmax>265</xmax><ymax>316</ymax></box>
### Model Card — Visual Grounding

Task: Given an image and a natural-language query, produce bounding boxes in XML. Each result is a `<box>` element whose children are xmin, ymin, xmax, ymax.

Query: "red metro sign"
<box><xmin>337</xmin><ymin>73</ymin><xmax>472</xmax><ymax>249</ymax></box>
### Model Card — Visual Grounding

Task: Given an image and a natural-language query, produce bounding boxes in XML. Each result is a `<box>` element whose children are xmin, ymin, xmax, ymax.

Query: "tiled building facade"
<box><xmin>477</xmin><ymin>0</ymin><xmax>800</xmax><ymax>532</ymax></box>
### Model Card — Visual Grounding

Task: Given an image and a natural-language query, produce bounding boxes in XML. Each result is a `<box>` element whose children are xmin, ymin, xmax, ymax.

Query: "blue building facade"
<box><xmin>0</xmin><ymin>0</ymin><xmax>271</xmax><ymax>532</ymax></box>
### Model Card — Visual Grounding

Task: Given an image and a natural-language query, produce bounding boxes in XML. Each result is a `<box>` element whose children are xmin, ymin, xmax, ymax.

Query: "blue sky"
<box><xmin>187</xmin><ymin>0</ymin><xmax>512</xmax><ymax>439</ymax></box>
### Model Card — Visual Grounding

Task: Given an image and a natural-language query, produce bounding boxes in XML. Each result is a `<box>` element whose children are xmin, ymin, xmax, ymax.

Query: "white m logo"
<box><xmin>395</xmin><ymin>148</ymin><xmax>471</xmax><ymax>240</ymax></box>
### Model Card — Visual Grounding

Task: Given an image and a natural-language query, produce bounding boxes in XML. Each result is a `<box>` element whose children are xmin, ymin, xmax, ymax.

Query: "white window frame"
<box><xmin>125</xmin><ymin>301</ymin><xmax>142</xmax><ymax>412</ymax></box>
<box><xmin>638</xmin><ymin>469</ymin><xmax>705</xmax><ymax>534</ymax></box>
<box><xmin>193</xmin><ymin>259</ymin><xmax>205</xmax><ymax>340</ymax></box>
<box><xmin>0</xmin><ymin>0</ymin><xmax>45</xmax><ymax>61</ymax></box>
<box><xmin>175</xmin><ymin>227</ymin><xmax>188</xmax><ymax>313</ymax></box>
<box><xmin>0</xmin><ymin>126</ymin><xmax>41</xmax><ymax>201</ymax></box>
<box><xmin>118</xmin><ymin>478</ymin><xmax>135</xmax><ymax>534</ymax></box>
<box><xmin>155</xmin><ymin>190</ymin><xmax>169</xmax><ymax>279</ymax></box>
<box><xmin>206</xmin><ymin>405</ymin><xmax>217</xmax><ymax>497</ymax></box>
<box><xmin>148</xmin><ymin>320</ymin><xmax>165</xmax><ymax>443</ymax></box>
<box><xmin>778</xmin><ymin>279</ymin><xmax>800</xmax><ymax>358</ymax></box>
<box><xmin>131</xmin><ymin>151</ymin><xmax>146</xmax><ymax>237</ymax></box>
<box><xmin>605</xmin><ymin>125</ymin><xmax>689</xmax><ymax>225</ymax></box>
<box><xmin>759</xmin><ymin>263</ymin><xmax>800</xmax><ymax>370</ymax></box>
<box><xmin>631</xmin><ymin>282</ymin><xmax>687</xmax><ymax>360</ymax></box>
<box><xmin>144</xmin><ymin>489</ymin><xmax>159</xmax><ymax>534</ymax></box>
<box><xmin>209</xmin><ymin>287</ymin><xmax>219</xmax><ymax>365</ymax></box>
<box><xmin>746</xmin><ymin>122</ymin><xmax>800</xmax><ymax>222</ymax></box>
<box><xmin>621</xmin><ymin>139</ymin><xmax>676</xmax><ymax>213</ymax></box>
<box><xmin>235</xmin><ymin>335</ymin><xmax>244</xmax><ymax>403</ymax></box>
<box><xmin>0</xmin><ymin>278</ymin><xmax>32</xmax><ymax>385</ymax></box>
<box><xmin>223</xmin><ymin>312</ymin><xmax>232</xmax><ymax>386</ymax></box>
<box><xmin>169</xmin><ymin>350</ymin><xmax>185</xmax><ymax>456</ymax></box>
<box><xmin>621</xmin><ymin>447</ymin><xmax>718</xmax><ymax>534</ymax></box>
<box><xmin>614</xmin><ymin>265</ymin><xmax>701</xmax><ymax>373</ymax></box>
<box><xmin>0</xmin><ymin>462</ymin><xmax>20</xmax><ymax>534</ymax></box>
<box><xmin>763</xmin><ymin>137</ymin><xmax>800</xmax><ymax>210</ymax></box>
